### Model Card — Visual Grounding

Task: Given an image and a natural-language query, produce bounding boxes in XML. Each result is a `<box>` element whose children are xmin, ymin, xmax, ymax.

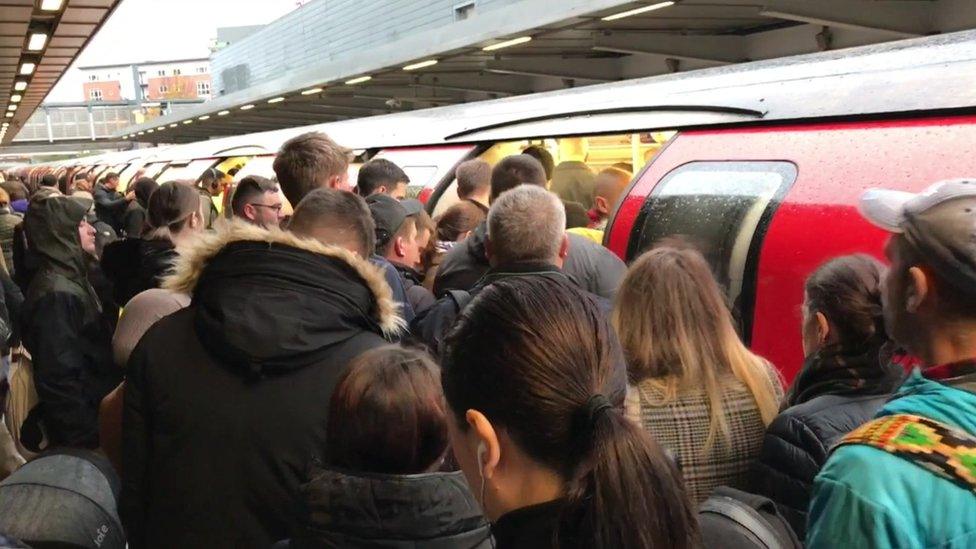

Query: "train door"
<box><xmin>372</xmin><ymin>145</ymin><xmax>476</xmax><ymax>204</ymax></box>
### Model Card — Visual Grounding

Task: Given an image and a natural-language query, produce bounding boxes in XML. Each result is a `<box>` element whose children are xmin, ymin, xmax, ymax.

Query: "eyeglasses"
<box><xmin>249</xmin><ymin>203</ymin><xmax>283</xmax><ymax>213</ymax></box>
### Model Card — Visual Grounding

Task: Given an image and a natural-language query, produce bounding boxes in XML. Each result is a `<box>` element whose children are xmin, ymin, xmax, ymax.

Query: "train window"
<box><xmin>155</xmin><ymin>159</ymin><xmax>217</xmax><ymax>183</ymax></box>
<box><xmin>232</xmin><ymin>156</ymin><xmax>275</xmax><ymax>180</ymax></box>
<box><xmin>142</xmin><ymin>162</ymin><xmax>168</xmax><ymax>180</ymax></box>
<box><xmin>627</xmin><ymin>161</ymin><xmax>797</xmax><ymax>340</ymax></box>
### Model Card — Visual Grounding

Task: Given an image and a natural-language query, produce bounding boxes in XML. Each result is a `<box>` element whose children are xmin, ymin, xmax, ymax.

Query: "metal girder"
<box><xmin>485</xmin><ymin>57</ymin><xmax>622</xmax><ymax>82</ymax></box>
<box><xmin>593</xmin><ymin>33</ymin><xmax>747</xmax><ymax>65</ymax></box>
<box><xmin>410</xmin><ymin>73</ymin><xmax>538</xmax><ymax>96</ymax></box>
<box><xmin>760</xmin><ymin>0</ymin><xmax>932</xmax><ymax>38</ymax></box>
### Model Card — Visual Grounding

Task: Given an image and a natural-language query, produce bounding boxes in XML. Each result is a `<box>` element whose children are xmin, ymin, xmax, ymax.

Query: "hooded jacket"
<box><xmin>121</xmin><ymin>221</ymin><xmax>402</xmax><ymax>549</ymax></box>
<box><xmin>0</xmin><ymin>206</ymin><xmax>22</xmax><ymax>274</ymax></box>
<box><xmin>287</xmin><ymin>468</ymin><xmax>492</xmax><ymax>549</ymax></box>
<box><xmin>432</xmin><ymin>222</ymin><xmax>625</xmax><ymax>300</ymax></box>
<box><xmin>100</xmin><ymin>237</ymin><xmax>178</xmax><ymax>307</ymax></box>
<box><xmin>93</xmin><ymin>183</ymin><xmax>126</xmax><ymax>234</ymax></box>
<box><xmin>21</xmin><ymin>195</ymin><xmax>119</xmax><ymax>449</ymax></box>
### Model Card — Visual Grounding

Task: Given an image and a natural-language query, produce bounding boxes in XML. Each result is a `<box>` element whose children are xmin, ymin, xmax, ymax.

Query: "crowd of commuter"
<box><xmin>0</xmin><ymin>132</ymin><xmax>974</xmax><ymax>548</ymax></box>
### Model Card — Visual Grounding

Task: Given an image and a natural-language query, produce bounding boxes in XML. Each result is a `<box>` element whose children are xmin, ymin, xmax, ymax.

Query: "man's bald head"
<box><xmin>594</xmin><ymin>167</ymin><xmax>632</xmax><ymax>219</ymax></box>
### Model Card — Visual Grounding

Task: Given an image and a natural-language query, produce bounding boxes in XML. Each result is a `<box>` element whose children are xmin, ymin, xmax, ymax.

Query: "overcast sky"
<box><xmin>47</xmin><ymin>0</ymin><xmax>302</xmax><ymax>102</ymax></box>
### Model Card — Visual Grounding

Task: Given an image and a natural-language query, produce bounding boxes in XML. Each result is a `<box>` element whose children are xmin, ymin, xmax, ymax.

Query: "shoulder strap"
<box><xmin>700</xmin><ymin>496</ymin><xmax>786</xmax><ymax>549</ymax></box>
<box><xmin>835</xmin><ymin>413</ymin><xmax>976</xmax><ymax>492</ymax></box>
<box><xmin>446</xmin><ymin>289</ymin><xmax>472</xmax><ymax>312</ymax></box>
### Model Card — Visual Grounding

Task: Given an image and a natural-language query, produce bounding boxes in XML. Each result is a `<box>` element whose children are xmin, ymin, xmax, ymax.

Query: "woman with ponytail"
<box><xmin>441</xmin><ymin>276</ymin><xmax>700</xmax><ymax>549</ymax></box>
<box><xmin>751</xmin><ymin>254</ymin><xmax>905</xmax><ymax>537</ymax></box>
<box><xmin>101</xmin><ymin>181</ymin><xmax>204</xmax><ymax>307</ymax></box>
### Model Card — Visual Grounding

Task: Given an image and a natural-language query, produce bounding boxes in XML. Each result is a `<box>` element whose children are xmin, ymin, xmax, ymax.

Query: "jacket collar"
<box><xmin>164</xmin><ymin>219</ymin><xmax>403</xmax><ymax>337</ymax></box>
<box><xmin>476</xmin><ymin>261</ymin><xmax>566</xmax><ymax>288</ymax></box>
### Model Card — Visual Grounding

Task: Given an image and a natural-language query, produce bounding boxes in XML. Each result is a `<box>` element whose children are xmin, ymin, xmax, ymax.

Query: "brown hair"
<box><xmin>413</xmin><ymin>208</ymin><xmax>435</xmax><ymax>238</ymax></box>
<box><xmin>273</xmin><ymin>131</ymin><xmax>350</xmax><ymax>207</ymax></box>
<box><xmin>435</xmin><ymin>201</ymin><xmax>486</xmax><ymax>242</ymax></box>
<box><xmin>805</xmin><ymin>254</ymin><xmax>886</xmax><ymax>350</ymax></box>
<box><xmin>0</xmin><ymin>187</ymin><xmax>9</xmax><ymax>207</ymax></box>
<box><xmin>455</xmin><ymin>159</ymin><xmax>491</xmax><ymax>200</ymax></box>
<box><xmin>612</xmin><ymin>246</ymin><xmax>781</xmax><ymax>448</ymax></box>
<box><xmin>443</xmin><ymin>277</ymin><xmax>700</xmax><ymax>549</ymax></box>
<box><xmin>288</xmin><ymin>188</ymin><xmax>375</xmax><ymax>257</ymax></box>
<box><xmin>490</xmin><ymin>154</ymin><xmax>547</xmax><ymax>202</ymax></box>
<box><xmin>327</xmin><ymin>345</ymin><xmax>448</xmax><ymax>474</ymax></box>
<box><xmin>145</xmin><ymin>181</ymin><xmax>201</xmax><ymax>241</ymax></box>
<box><xmin>230</xmin><ymin>175</ymin><xmax>279</xmax><ymax>217</ymax></box>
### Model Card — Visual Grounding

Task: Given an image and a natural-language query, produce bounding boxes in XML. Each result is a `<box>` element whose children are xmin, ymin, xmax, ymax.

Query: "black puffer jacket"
<box><xmin>287</xmin><ymin>468</ymin><xmax>491</xmax><ymax>548</ymax></box>
<box><xmin>122</xmin><ymin>222</ymin><xmax>402</xmax><ymax>549</ymax></box>
<box><xmin>751</xmin><ymin>344</ymin><xmax>904</xmax><ymax>537</ymax></box>
<box><xmin>100</xmin><ymin>238</ymin><xmax>177</xmax><ymax>307</ymax></box>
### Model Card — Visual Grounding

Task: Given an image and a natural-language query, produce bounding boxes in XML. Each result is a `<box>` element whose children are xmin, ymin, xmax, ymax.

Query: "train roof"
<box><xmin>57</xmin><ymin>30</ymin><xmax>976</xmax><ymax>166</ymax></box>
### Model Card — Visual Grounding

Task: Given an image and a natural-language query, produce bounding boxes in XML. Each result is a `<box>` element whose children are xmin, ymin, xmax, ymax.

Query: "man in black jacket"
<box><xmin>433</xmin><ymin>154</ymin><xmax>625</xmax><ymax>300</ymax></box>
<box><xmin>414</xmin><ymin>185</ymin><xmax>608</xmax><ymax>355</ymax></box>
<box><xmin>122</xmin><ymin>189</ymin><xmax>401</xmax><ymax>548</ymax></box>
<box><xmin>21</xmin><ymin>195</ymin><xmax>118</xmax><ymax>449</ymax></box>
<box><xmin>92</xmin><ymin>172</ymin><xmax>131</xmax><ymax>235</ymax></box>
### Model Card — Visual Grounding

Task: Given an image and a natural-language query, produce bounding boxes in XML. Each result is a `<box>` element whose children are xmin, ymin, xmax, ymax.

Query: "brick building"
<box><xmin>80</xmin><ymin>58</ymin><xmax>212</xmax><ymax>102</ymax></box>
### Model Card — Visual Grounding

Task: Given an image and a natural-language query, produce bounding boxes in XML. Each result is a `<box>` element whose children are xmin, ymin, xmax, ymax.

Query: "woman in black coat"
<box><xmin>751</xmin><ymin>255</ymin><xmax>905</xmax><ymax>537</ymax></box>
<box><xmin>283</xmin><ymin>345</ymin><xmax>492</xmax><ymax>549</ymax></box>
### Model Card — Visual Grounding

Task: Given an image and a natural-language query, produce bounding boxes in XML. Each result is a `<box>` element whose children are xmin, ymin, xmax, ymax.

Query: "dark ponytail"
<box><xmin>805</xmin><ymin>254</ymin><xmax>887</xmax><ymax>350</ymax></box>
<box><xmin>442</xmin><ymin>277</ymin><xmax>700</xmax><ymax>549</ymax></box>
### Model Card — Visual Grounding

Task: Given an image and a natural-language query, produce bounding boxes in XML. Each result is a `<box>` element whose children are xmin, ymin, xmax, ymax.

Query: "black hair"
<box><xmin>442</xmin><ymin>276</ymin><xmax>700</xmax><ymax>549</ymax></box>
<box><xmin>231</xmin><ymin>175</ymin><xmax>279</xmax><ymax>217</ymax></box>
<box><xmin>522</xmin><ymin>145</ymin><xmax>555</xmax><ymax>181</ymax></box>
<box><xmin>805</xmin><ymin>254</ymin><xmax>887</xmax><ymax>350</ymax></box>
<box><xmin>40</xmin><ymin>174</ymin><xmax>57</xmax><ymax>188</ymax></box>
<box><xmin>490</xmin><ymin>154</ymin><xmax>547</xmax><ymax>202</ymax></box>
<box><xmin>356</xmin><ymin>158</ymin><xmax>409</xmax><ymax>196</ymax></box>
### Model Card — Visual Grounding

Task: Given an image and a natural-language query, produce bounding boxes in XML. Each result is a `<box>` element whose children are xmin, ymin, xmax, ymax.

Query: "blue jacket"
<box><xmin>807</xmin><ymin>369</ymin><xmax>976</xmax><ymax>548</ymax></box>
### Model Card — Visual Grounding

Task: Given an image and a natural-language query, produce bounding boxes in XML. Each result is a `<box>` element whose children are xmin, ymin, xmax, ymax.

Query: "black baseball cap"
<box><xmin>860</xmin><ymin>178</ymin><xmax>976</xmax><ymax>296</ymax></box>
<box><xmin>366</xmin><ymin>194</ymin><xmax>408</xmax><ymax>249</ymax></box>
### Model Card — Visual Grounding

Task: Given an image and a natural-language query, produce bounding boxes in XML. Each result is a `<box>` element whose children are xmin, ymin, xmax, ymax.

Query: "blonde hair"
<box><xmin>612</xmin><ymin>245</ymin><xmax>781</xmax><ymax>449</ymax></box>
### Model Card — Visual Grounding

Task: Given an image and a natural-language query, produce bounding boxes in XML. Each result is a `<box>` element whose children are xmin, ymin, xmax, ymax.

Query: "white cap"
<box><xmin>859</xmin><ymin>178</ymin><xmax>976</xmax><ymax>233</ymax></box>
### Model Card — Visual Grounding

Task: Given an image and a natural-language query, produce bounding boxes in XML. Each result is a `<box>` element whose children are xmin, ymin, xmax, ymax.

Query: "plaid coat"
<box><xmin>626</xmin><ymin>369</ymin><xmax>781</xmax><ymax>504</ymax></box>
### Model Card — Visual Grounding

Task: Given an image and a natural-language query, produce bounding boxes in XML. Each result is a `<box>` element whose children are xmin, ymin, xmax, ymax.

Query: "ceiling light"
<box><xmin>40</xmin><ymin>0</ymin><xmax>64</xmax><ymax>11</ymax></box>
<box><xmin>168</xmin><ymin>123</ymin><xmax>178</xmax><ymax>127</ymax></box>
<box><xmin>403</xmin><ymin>59</ymin><xmax>438</xmax><ymax>71</ymax></box>
<box><xmin>182</xmin><ymin>119</ymin><xmax>193</xmax><ymax>124</ymax></box>
<box><xmin>27</xmin><ymin>33</ymin><xmax>48</xmax><ymax>51</ymax></box>
<box><xmin>142</xmin><ymin>101</ymin><xmax>161</xmax><ymax>107</ymax></box>
<box><xmin>19</xmin><ymin>63</ymin><xmax>36</xmax><ymax>75</ymax></box>
<box><xmin>344</xmin><ymin>76</ymin><xmax>372</xmax><ymax>85</ymax></box>
<box><xmin>267</xmin><ymin>96</ymin><xmax>285</xmax><ymax>104</ymax></box>
<box><xmin>482</xmin><ymin>36</ymin><xmax>532</xmax><ymax>51</ymax></box>
<box><xmin>5</xmin><ymin>113</ymin><xmax>13</xmax><ymax>118</ymax></box>
<box><xmin>137</xmin><ymin>131</ymin><xmax>145</xmax><ymax>135</ymax></box>
<box><xmin>198</xmin><ymin>115</ymin><xmax>210</xmax><ymax>120</ymax></box>
<box><xmin>13</xmin><ymin>81</ymin><xmax>27</xmax><ymax>92</ymax></box>
<box><xmin>156</xmin><ymin>127</ymin><xmax>165</xmax><ymax>131</ymax></box>
<box><xmin>240</xmin><ymin>104</ymin><xmax>255</xmax><ymax>110</ymax></box>
<box><xmin>10</xmin><ymin>95</ymin><xmax>21</xmax><ymax>103</ymax></box>
<box><xmin>147</xmin><ymin>129</ymin><xmax>154</xmax><ymax>133</ymax></box>
<box><xmin>217</xmin><ymin>110</ymin><xmax>230</xmax><ymax>116</ymax></box>
<box><xmin>602</xmin><ymin>1</ymin><xmax>675</xmax><ymax>21</ymax></box>
<box><xmin>301</xmin><ymin>87</ymin><xmax>323</xmax><ymax>95</ymax></box>
<box><xmin>7</xmin><ymin>105</ymin><xmax>16</xmax><ymax>112</ymax></box>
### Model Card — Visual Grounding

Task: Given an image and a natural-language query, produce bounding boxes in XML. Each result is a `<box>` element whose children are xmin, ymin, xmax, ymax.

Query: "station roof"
<box><xmin>1</xmin><ymin>0</ymin><xmax>123</xmax><ymax>146</ymax></box>
<box><xmin>119</xmin><ymin>0</ymin><xmax>975</xmax><ymax>144</ymax></box>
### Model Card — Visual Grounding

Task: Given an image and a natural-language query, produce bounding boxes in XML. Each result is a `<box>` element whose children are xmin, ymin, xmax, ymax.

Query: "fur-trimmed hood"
<box><xmin>162</xmin><ymin>220</ymin><xmax>403</xmax><ymax>376</ymax></box>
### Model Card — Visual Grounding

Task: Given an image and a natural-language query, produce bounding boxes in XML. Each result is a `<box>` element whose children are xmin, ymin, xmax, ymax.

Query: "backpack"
<box><xmin>834</xmin><ymin>413</ymin><xmax>976</xmax><ymax>492</ymax></box>
<box><xmin>698</xmin><ymin>487</ymin><xmax>802</xmax><ymax>549</ymax></box>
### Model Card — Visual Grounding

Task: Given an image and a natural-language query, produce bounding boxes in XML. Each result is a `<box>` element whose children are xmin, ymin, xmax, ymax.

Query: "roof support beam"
<box><xmin>759</xmin><ymin>0</ymin><xmax>932</xmax><ymax>38</ymax></box>
<box><xmin>485</xmin><ymin>57</ymin><xmax>621</xmax><ymax>82</ymax></box>
<box><xmin>593</xmin><ymin>33</ymin><xmax>747</xmax><ymax>65</ymax></box>
<box><xmin>410</xmin><ymin>74</ymin><xmax>537</xmax><ymax>96</ymax></box>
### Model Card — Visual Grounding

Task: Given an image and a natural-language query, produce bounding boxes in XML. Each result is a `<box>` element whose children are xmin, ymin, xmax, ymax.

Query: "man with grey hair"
<box><xmin>413</xmin><ymin>184</ymin><xmax>606</xmax><ymax>355</ymax></box>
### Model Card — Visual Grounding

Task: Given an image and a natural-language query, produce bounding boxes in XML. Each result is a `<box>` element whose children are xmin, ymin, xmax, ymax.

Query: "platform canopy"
<box><xmin>118</xmin><ymin>0</ymin><xmax>975</xmax><ymax>144</ymax></box>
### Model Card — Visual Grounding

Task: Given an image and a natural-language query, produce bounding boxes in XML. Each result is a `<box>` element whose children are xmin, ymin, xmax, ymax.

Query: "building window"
<box><xmin>173</xmin><ymin>68</ymin><xmax>181</xmax><ymax>75</ymax></box>
<box><xmin>88</xmin><ymin>74</ymin><xmax>98</xmax><ymax>81</ymax></box>
<box><xmin>138</xmin><ymin>71</ymin><xmax>147</xmax><ymax>84</ymax></box>
<box><xmin>157</xmin><ymin>69</ymin><xmax>165</xmax><ymax>76</ymax></box>
<box><xmin>454</xmin><ymin>1</ymin><xmax>475</xmax><ymax>20</ymax></box>
<box><xmin>196</xmin><ymin>67</ymin><xmax>206</xmax><ymax>74</ymax></box>
<box><xmin>90</xmin><ymin>89</ymin><xmax>103</xmax><ymax>101</ymax></box>
<box><xmin>196</xmin><ymin>81</ymin><xmax>211</xmax><ymax>96</ymax></box>
<box><xmin>159</xmin><ymin>84</ymin><xmax>169</xmax><ymax>94</ymax></box>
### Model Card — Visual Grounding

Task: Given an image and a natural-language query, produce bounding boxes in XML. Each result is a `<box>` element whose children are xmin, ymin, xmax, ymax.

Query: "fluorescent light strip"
<box><xmin>240</xmin><ymin>104</ymin><xmax>255</xmax><ymax>110</ymax></box>
<box><xmin>147</xmin><ymin>129</ymin><xmax>154</xmax><ymax>133</ymax></box>
<box><xmin>403</xmin><ymin>59</ymin><xmax>438</xmax><ymax>71</ymax></box>
<box><xmin>168</xmin><ymin>123</ymin><xmax>178</xmax><ymax>127</ymax></box>
<box><xmin>155</xmin><ymin>127</ymin><xmax>165</xmax><ymax>131</ymax></box>
<box><xmin>137</xmin><ymin>131</ymin><xmax>145</xmax><ymax>135</ymax></box>
<box><xmin>10</xmin><ymin>95</ymin><xmax>21</xmax><ymax>103</ymax></box>
<box><xmin>198</xmin><ymin>115</ymin><xmax>210</xmax><ymax>120</ymax></box>
<box><xmin>13</xmin><ymin>81</ymin><xmax>27</xmax><ymax>91</ymax></box>
<box><xmin>7</xmin><ymin>105</ymin><xmax>16</xmax><ymax>112</ymax></box>
<box><xmin>267</xmin><ymin>96</ymin><xmax>285</xmax><ymax>104</ymax></box>
<box><xmin>301</xmin><ymin>87</ymin><xmax>323</xmax><ymax>95</ymax></box>
<box><xmin>344</xmin><ymin>76</ymin><xmax>372</xmax><ymax>85</ymax></box>
<box><xmin>19</xmin><ymin>63</ymin><xmax>35</xmax><ymax>75</ymax></box>
<box><xmin>217</xmin><ymin>110</ymin><xmax>230</xmax><ymax>116</ymax></box>
<box><xmin>5</xmin><ymin>113</ymin><xmax>13</xmax><ymax>118</ymax></box>
<box><xmin>601</xmin><ymin>1</ymin><xmax>675</xmax><ymax>21</ymax></box>
<box><xmin>40</xmin><ymin>0</ymin><xmax>64</xmax><ymax>11</ymax></box>
<box><xmin>482</xmin><ymin>36</ymin><xmax>532</xmax><ymax>52</ymax></box>
<box><xmin>27</xmin><ymin>33</ymin><xmax>48</xmax><ymax>51</ymax></box>
<box><xmin>182</xmin><ymin>119</ymin><xmax>193</xmax><ymax>124</ymax></box>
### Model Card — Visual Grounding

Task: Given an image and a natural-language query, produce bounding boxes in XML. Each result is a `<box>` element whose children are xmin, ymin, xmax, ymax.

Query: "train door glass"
<box><xmin>375</xmin><ymin>146</ymin><xmax>475</xmax><ymax>202</ymax></box>
<box><xmin>626</xmin><ymin>161</ymin><xmax>797</xmax><ymax>340</ymax></box>
<box><xmin>118</xmin><ymin>163</ymin><xmax>142</xmax><ymax>190</ymax></box>
<box><xmin>155</xmin><ymin>159</ymin><xmax>217</xmax><ymax>183</ymax></box>
<box><xmin>232</xmin><ymin>156</ymin><xmax>275</xmax><ymax>180</ymax></box>
<box><xmin>142</xmin><ymin>162</ymin><xmax>168</xmax><ymax>180</ymax></box>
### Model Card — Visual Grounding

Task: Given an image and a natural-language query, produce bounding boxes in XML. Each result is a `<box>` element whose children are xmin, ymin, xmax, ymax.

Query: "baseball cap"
<box><xmin>859</xmin><ymin>178</ymin><xmax>976</xmax><ymax>294</ymax></box>
<box><xmin>400</xmin><ymin>198</ymin><xmax>423</xmax><ymax>217</ymax></box>
<box><xmin>366</xmin><ymin>194</ymin><xmax>407</xmax><ymax>249</ymax></box>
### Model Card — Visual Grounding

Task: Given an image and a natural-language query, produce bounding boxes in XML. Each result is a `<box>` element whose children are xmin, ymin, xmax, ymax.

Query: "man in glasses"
<box><xmin>231</xmin><ymin>175</ymin><xmax>285</xmax><ymax>228</ymax></box>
